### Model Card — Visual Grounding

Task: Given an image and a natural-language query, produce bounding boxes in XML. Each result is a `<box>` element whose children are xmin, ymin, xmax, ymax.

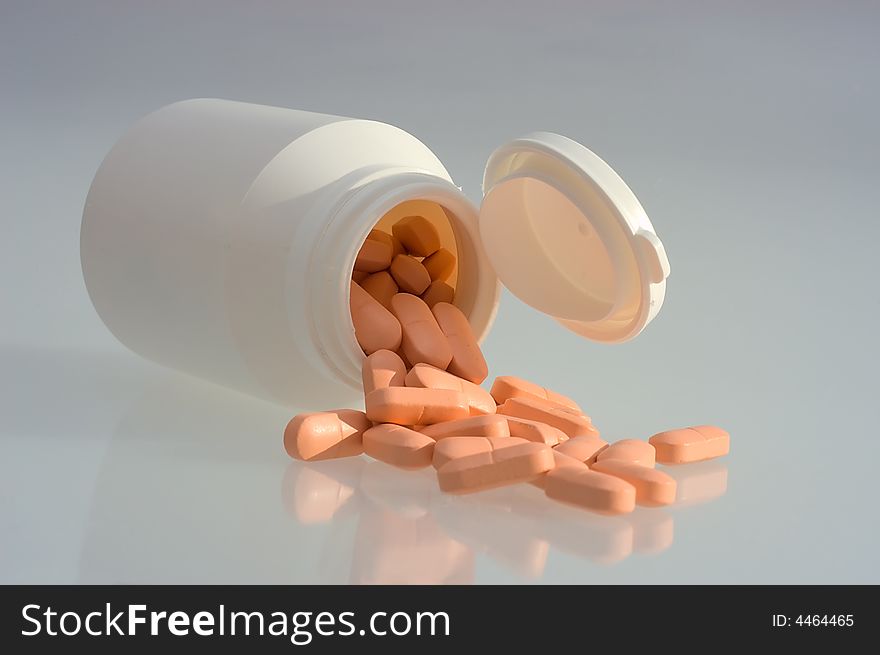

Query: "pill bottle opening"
<box><xmin>367</xmin><ymin>198</ymin><xmax>461</xmax><ymax>292</ymax></box>
<box><xmin>315</xmin><ymin>175</ymin><xmax>500</xmax><ymax>393</ymax></box>
<box><xmin>347</xmin><ymin>198</ymin><xmax>494</xmax><ymax>357</ymax></box>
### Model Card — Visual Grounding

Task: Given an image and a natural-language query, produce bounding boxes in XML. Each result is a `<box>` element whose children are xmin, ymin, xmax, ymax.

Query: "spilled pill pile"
<box><xmin>284</xmin><ymin>214</ymin><xmax>729</xmax><ymax>516</ymax></box>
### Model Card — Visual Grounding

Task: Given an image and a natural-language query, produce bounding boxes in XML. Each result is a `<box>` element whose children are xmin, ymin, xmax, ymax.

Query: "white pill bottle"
<box><xmin>81</xmin><ymin>99</ymin><xmax>670</xmax><ymax>408</ymax></box>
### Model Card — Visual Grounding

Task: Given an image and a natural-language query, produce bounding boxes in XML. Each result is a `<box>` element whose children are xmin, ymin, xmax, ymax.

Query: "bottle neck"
<box><xmin>307</xmin><ymin>169</ymin><xmax>482</xmax><ymax>390</ymax></box>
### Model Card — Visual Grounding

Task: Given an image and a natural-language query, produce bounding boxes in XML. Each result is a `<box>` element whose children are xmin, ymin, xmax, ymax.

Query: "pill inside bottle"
<box><xmin>350</xmin><ymin>200</ymin><xmax>465</xmax><ymax>357</ymax></box>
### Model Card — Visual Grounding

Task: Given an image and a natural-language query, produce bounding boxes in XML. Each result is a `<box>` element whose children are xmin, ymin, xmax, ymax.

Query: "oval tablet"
<box><xmin>591</xmin><ymin>459</ymin><xmax>677</xmax><ymax>506</ymax></box>
<box><xmin>361</xmin><ymin>270</ymin><xmax>398</xmax><ymax>309</ymax></box>
<box><xmin>350</xmin><ymin>281</ymin><xmax>402</xmax><ymax>354</ymax></box>
<box><xmin>554</xmin><ymin>435</ymin><xmax>608</xmax><ymax>465</ymax></box>
<box><xmin>390</xmin><ymin>254</ymin><xmax>431</xmax><ymax>295</ymax></box>
<box><xmin>437</xmin><ymin>442</ymin><xmax>555</xmax><ymax>494</ymax></box>
<box><xmin>394</xmin><ymin>347</ymin><xmax>413</xmax><ymax>370</ymax></box>
<box><xmin>530</xmin><ymin>450</ymin><xmax>587</xmax><ymax>489</ymax></box>
<box><xmin>431</xmin><ymin>302</ymin><xmax>488</xmax><ymax>384</ymax></box>
<box><xmin>367</xmin><ymin>228</ymin><xmax>394</xmax><ymax>247</ymax></box>
<box><xmin>648</xmin><ymin>426</ymin><xmax>729</xmax><ymax>464</ymax></box>
<box><xmin>419</xmin><ymin>414</ymin><xmax>510</xmax><ymax>441</ymax></box>
<box><xmin>362</xmin><ymin>349</ymin><xmax>407</xmax><ymax>395</ymax></box>
<box><xmin>421</xmin><ymin>280</ymin><xmax>455</xmax><ymax>308</ymax></box>
<box><xmin>691</xmin><ymin>425</ymin><xmax>731</xmax><ymax>459</ymax></box>
<box><xmin>392</xmin><ymin>215</ymin><xmax>441</xmax><ymax>257</ymax></box>
<box><xmin>595</xmin><ymin>439</ymin><xmax>656</xmax><ymax>468</ymax></box>
<box><xmin>433</xmin><ymin>436</ymin><xmax>493</xmax><ymax>469</ymax></box>
<box><xmin>363</xmin><ymin>424</ymin><xmax>435</xmax><ymax>470</ymax></box>
<box><xmin>365</xmin><ymin>387</ymin><xmax>470</xmax><ymax>425</ymax></box>
<box><xmin>544</xmin><ymin>467</ymin><xmax>636</xmax><ymax>515</ymax></box>
<box><xmin>388</xmin><ymin>232</ymin><xmax>405</xmax><ymax>259</ymax></box>
<box><xmin>405</xmin><ymin>363</ymin><xmax>495</xmax><ymax>415</ymax></box>
<box><xmin>432</xmin><ymin>436</ymin><xmax>527</xmax><ymax>469</ymax></box>
<box><xmin>390</xmin><ymin>293</ymin><xmax>453</xmax><ymax>370</ymax></box>
<box><xmin>499</xmin><ymin>397</ymin><xmax>597</xmax><ymax>439</ymax></box>
<box><xmin>502</xmin><ymin>415</ymin><xmax>567</xmax><ymax>446</ymax></box>
<box><xmin>283</xmin><ymin>409</ymin><xmax>371</xmax><ymax>461</ymax></box>
<box><xmin>422</xmin><ymin>248</ymin><xmax>456</xmax><ymax>282</ymax></box>
<box><xmin>354</xmin><ymin>235</ymin><xmax>393</xmax><ymax>272</ymax></box>
<box><xmin>490</xmin><ymin>375</ymin><xmax>581</xmax><ymax>412</ymax></box>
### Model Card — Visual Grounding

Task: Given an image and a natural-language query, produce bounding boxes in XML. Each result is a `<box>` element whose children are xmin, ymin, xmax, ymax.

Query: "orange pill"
<box><xmin>390</xmin><ymin>254</ymin><xmax>431</xmax><ymax>295</ymax></box>
<box><xmin>437</xmin><ymin>442</ymin><xmax>555</xmax><ymax>494</ymax></box>
<box><xmin>530</xmin><ymin>449</ymin><xmax>587</xmax><ymax>489</ymax></box>
<box><xmin>432</xmin><ymin>436</ymin><xmax>527</xmax><ymax>469</ymax></box>
<box><xmin>360</xmin><ymin>270</ymin><xmax>399</xmax><ymax>309</ymax></box>
<box><xmin>405</xmin><ymin>363</ymin><xmax>495</xmax><ymax>415</ymax></box>
<box><xmin>367</xmin><ymin>228</ymin><xmax>394</xmax><ymax>247</ymax></box>
<box><xmin>422</xmin><ymin>248</ymin><xmax>456</xmax><ymax>281</ymax></box>
<box><xmin>363</xmin><ymin>424</ymin><xmax>435</xmax><ymax>470</ymax></box>
<box><xmin>389</xmin><ymin>232</ymin><xmax>405</xmax><ymax>259</ymax></box>
<box><xmin>647</xmin><ymin>429</ymin><xmax>701</xmax><ymax>463</ymax></box>
<box><xmin>362</xmin><ymin>349</ymin><xmax>407</xmax><ymax>395</ymax></box>
<box><xmin>352</xmin><ymin>270</ymin><xmax>369</xmax><ymax>284</ymax></box>
<box><xmin>544</xmin><ymin>466</ymin><xmax>636</xmax><ymax>515</ymax></box>
<box><xmin>595</xmin><ymin>439</ymin><xmax>656</xmax><ymax>468</ymax></box>
<box><xmin>390</xmin><ymin>293</ymin><xmax>453</xmax><ymax>370</ymax></box>
<box><xmin>354</xmin><ymin>235</ymin><xmax>393</xmax><ymax>273</ymax></box>
<box><xmin>365</xmin><ymin>387</ymin><xmax>469</xmax><ymax>425</ymax></box>
<box><xmin>556</xmin><ymin>405</ymin><xmax>592</xmax><ymax>420</ymax></box>
<box><xmin>692</xmin><ymin>425</ymin><xmax>731</xmax><ymax>459</ymax></box>
<box><xmin>591</xmin><ymin>459</ymin><xmax>677</xmax><ymax>506</ymax></box>
<box><xmin>419</xmin><ymin>414</ymin><xmax>510</xmax><ymax>441</ymax></box>
<box><xmin>421</xmin><ymin>280</ymin><xmax>455</xmax><ymax>308</ymax></box>
<box><xmin>283</xmin><ymin>409</ymin><xmax>371</xmax><ymax>461</ymax></box>
<box><xmin>648</xmin><ymin>426</ymin><xmax>730</xmax><ymax>464</ymax></box>
<box><xmin>433</xmin><ymin>436</ymin><xmax>492</xmax><ymax>469</ymax></box>
<box><xmin>394</xmin><ymin>347</ymin><xmax>413</xmax><ymax>370</ymax></box>
<box><xmin>554</xmin><ymin>435</ymin><xmax>608</xmax><ymax>465</ymax></box>
<box><xmin>499</xmin><ymin>397</ymin><xmax>597</xmax><ymax>439</ymax></box>
<box><xmin>350</xmin><ymin>281</ymin><xmax>402</xmax><ymax>354</ymax></box>
<box><xmin>490</xmin><ymin>375</ymin><xmax>581</xmax><ymax>413</ymax></box>
<box><xmin>392</xmin><ymin>215</ymin><xmax>441</xmax><ymax>257</ymax></box>
<box><xmin>502</xmin><ymin>415</ymin><xmax>567</xmax><ymax>446</ymax></box>
<box><xmin>432</xmin><ymin>302</ymin><xmax>488</xmax><ymax>384</ymax></box>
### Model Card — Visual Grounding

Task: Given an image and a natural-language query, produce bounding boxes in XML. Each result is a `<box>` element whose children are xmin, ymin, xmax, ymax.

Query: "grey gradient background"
<box><xmin>2</xmin><ymin>1</ymin><xmax>878</xmax><ymax>583</ymax></box>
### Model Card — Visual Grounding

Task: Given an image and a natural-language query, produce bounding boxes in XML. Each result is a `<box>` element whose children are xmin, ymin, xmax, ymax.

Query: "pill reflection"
<box><xmin>282</xmin><ymin>457</ymin><xmax>730</xmax><ymax>581</ymax></box>
<box><xmin>359</xmin><ymin>460</ymin><xmax>435</xmax><ymax>520</ymax></box>
<box><xmin>351</xmin><ymin>460</ymin><xmax>472</xmax><ymax>583</ymax></box>
<box><xmin>281</xmin><ymin>459</ymin><xmax>364</xmax><ymax>524</ymax></box>
<box><xmin>503</xmin><ymin>486</ymin><xmax>635</xmax><ymax>565</ymax></box>
<box><xmin>351</xmin><ymin>509</ymin><xmax>474</xmax><ymax>584</ymax></box>
<box><xmin>662</xmin><ymin>461</ymin><xmax>729</xmax><ymax>507</ymax></box>
<box><xmin>431</xmin><ymin>488</ymin><xmax>550</xmax><ymax>579</ymax></box>
<box><xmin>630</xmin><ymin>509</ymin><xmax>675</xmax><ymax>555</ymax></box>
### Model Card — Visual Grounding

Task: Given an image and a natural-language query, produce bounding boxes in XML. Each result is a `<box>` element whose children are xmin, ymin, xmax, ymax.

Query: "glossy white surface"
<box><xmin>2</xmin><ymin>1</ymin><xmax>878</xmax><ymax>583</ymax></box>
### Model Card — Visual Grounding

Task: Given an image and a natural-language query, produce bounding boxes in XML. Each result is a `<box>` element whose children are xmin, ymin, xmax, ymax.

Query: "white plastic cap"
<box><xmin>479</xmin><ymin>132</ymin><xmax>670</xmax><ymax>343</ymax></box>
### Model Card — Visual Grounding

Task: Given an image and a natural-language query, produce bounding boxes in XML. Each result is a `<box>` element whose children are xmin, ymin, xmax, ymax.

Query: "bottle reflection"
<box><xmin>283</xmin><ymin>457</ymin><xmax>729</xmax><ymax>582</ymax></box>
<box><xmin>78</xmin><ymin>370</ymin><xmax>296</xmax><ymax>583</ymax></box>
